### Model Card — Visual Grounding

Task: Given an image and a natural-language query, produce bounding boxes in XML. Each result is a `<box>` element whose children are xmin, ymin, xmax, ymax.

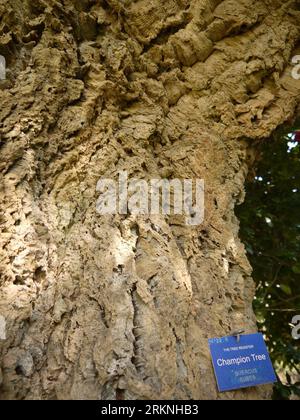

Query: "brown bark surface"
<box><xmin>0</xmin><ymin>0</ymin><xmax>300</xmax><ymax>400</ymax></box>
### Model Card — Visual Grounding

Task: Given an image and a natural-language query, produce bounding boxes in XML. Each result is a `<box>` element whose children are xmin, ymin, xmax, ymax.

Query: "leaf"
<box><xmin>281</xmin><ymin>285</ymin><xmax>292</xmax><ymax>295</ymax></box>
<box><xmin>256</xmin><ymin>312</ymin><xmax>266</xmax><ymax>324</ymax></box>
<box><xmin>292</xmin><ymin>264</ymin><xmax>300</xmax><ymax>274</ymax></box>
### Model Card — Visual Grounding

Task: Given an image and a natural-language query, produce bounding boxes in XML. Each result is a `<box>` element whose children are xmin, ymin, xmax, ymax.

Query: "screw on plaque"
<box><xmin>232</xmin><ymin>329</ymin><xmax>245</xmax><ymax>343</ymax></box>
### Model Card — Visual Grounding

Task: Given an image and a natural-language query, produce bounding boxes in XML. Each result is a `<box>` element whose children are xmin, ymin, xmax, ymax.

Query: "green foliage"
<box><xmin>237</xmin><ymin>125</ymin><xmax>300</xmax><ymax>400</ymax></box>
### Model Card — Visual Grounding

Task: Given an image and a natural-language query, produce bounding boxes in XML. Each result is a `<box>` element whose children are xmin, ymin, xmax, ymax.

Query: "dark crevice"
<box><xmin>131</xmin><ymin>285</ymin><xmax>145</xmax><ymax>376</ymax></box>
<box><xmin>142</xmin><ymin>19</ymin><xmax>191</xmax><ymax>54</ymax></box>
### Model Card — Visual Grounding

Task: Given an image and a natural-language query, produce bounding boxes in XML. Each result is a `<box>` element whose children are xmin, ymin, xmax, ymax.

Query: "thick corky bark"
<box><xmin>0</xmin><ymin>0</ymin><xmax>300</xmax><ymax>400</ymax></box>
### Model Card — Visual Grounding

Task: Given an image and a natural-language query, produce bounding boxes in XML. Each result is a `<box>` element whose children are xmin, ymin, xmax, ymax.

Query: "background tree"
<box><xmin>238</xmin><ymin>125</ymin><xmax>300</xmax><ymax>400</ymax></box>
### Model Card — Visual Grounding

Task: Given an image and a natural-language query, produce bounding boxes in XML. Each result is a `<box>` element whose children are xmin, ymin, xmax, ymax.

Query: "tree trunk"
<box><xmin>0</xmin><ymin>0</ymin><xmax>299</xmax><ymax>400</ymax></box>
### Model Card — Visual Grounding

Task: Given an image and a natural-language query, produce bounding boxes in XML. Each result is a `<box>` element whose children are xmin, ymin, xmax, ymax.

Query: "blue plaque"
<box><xmin>209</xmin><ymin>333</ymin><xmax>277</xmax><ymax>392</ymax></box>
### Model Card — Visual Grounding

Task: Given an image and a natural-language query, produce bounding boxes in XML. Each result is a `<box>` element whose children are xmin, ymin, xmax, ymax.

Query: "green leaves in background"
<box><xmin>237</xmin><ymin>124</ymin><xmax>300</xmax><ymax>400</ymax></box>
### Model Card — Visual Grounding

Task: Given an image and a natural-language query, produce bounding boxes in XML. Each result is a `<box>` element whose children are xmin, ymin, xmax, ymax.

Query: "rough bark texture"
<box><xmin>0</xmin><ymin>0</ymin><xmax>300</xmax><ymax>400</ymax></box>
